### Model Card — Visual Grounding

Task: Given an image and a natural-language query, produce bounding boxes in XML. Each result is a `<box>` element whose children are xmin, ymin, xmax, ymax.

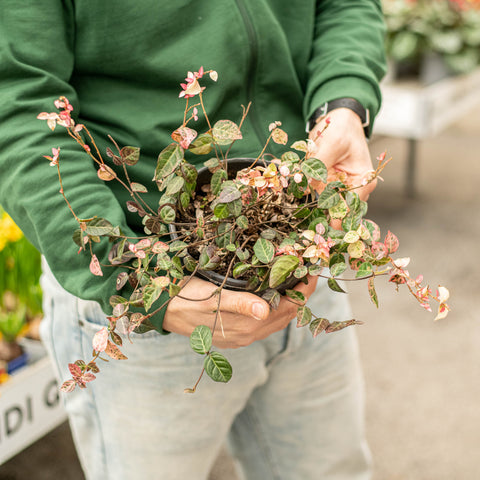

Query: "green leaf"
<box><xmin>355</xmin><ymin>262</ymin><xmax>373</xmax><ymax>278</ymax></box>
<box><xmin>84</xmin><ymin>217</ymin><xmax>116</xmax><ymax>237</ymax></box>
<box><xmin>218</xmin><ymin>184</ymin><xmax>242</xmax><ymax>203</ymax></box>
<box><xmin>131</xmin><ymin>182</ymin><xmax>148</xmax><ymax>193</ymax></box>
<box><xmin>120</xmin><ymin>146</ymin><xmax>141</xmax><ymax>166</ymax></box>
<box><xmin>261</xmin><ymin>289</ymin><xmax>281</xmax><ymax>309</ymax></box>
<box><xmin>183</xmin><ymin>255</ymin><xmax>197</xmax><ymax>273</ymax></box>
<box><xmin>281</xmin><ymin>151</ymin><xmax>300</xmax><ymax>163</ymax></box>
<box><xmin>286</xmin><ymin>290</ymin><xmax>305</xmax><ymax>304</ymax></box>
<box><xmin>204</xmin><ymin>351</ymin><xmax>233</xmax><ymax>383</ymax></box>
<box><xmin>296</xmin><ymin>305</ymin><xmax>312</xmax><ymax>327</ymax></box>
<box><xmin>154</xmin><ymin>143</ymin><xmax>184</xmax><ymax>181</ymax></box>
<box><xmin>212</xmin><ymin>119</ymin><xmax>242</xmax><ymax>145</ymax></box>
<box><xmin>253</xmin><ymin>238</ymin><xmax>275</xmax><ymax>264</ymax></box>
<box><xmin>342</xmin><ymin>212</ymin><xmax>361</xmax><ymax>232</ymax></box>
<box><xmin>309</xmin><ymin>317</ymin><xmax>329</xmax><ymax>337</ymax></box>
<box><xmin>189</xmin><ymin>133</ymin><xmax>213</xmax><ymax>155</ymax></box>
<box><xmin>211</xmin><ymin>169</ymin><xmax>228</xmax><ymax>195</ymax></box>
<box><xmin>109</xmin><ymin>295</ymin><xmax>129</xmax><ymax>307</ymax></box>
<box><xmin>143</xmin><ymin>283</ymin><xmax>163</xmax><ymax>312</ymax></box>
<box><xmin>301</xmin><ymin>157</ymin><xmax>328</xmax><ymax>182</ymax></box>
<box><xmin>190</xmin><ymin>325</ymin><xmax>212</xmax><ymax>354</ymax></box>
<box><xmin>159</xmin><ymin>205</ymin><xmax>176</xmax><ymax>224</ymax></box>
<box><xmin>180</xmin><ymin>192</ymin><xmax>190</xmax><ymax>209</ymax></box>
<box><xmin>213</xmin><ymin>203</ymin><xmax>229</xmax><ymax>219</ymax></box>
<box><xmin>203</xmin><ymin>157</ymin><xmax>220</xmax><ymax>169</ymax></box>
<box><xmin>133</xmin><ymin>319</ymin><xmax>157</xmax><ymax>334</ymax></box>
<box><xmin>327</xmin><ymin>277</ymin><xmax>346</xmax><ymax>293</ymax></box>
<box><xmin>325</xmin><ymin>319</ymin><xmax>363</xmax><ymax>333</ymax></box>
<box><xmin>180</xmin><ymin>162</ymin><xmax>198</xmax><ymax>184</ymax></box>
<box><xmin>169</xmin><ymin>240</ymin><xmax>188</xmax><ymax>254</ymax></box>
<box><xmin>293</xmin><ymin>207</ymin><xmax>311</xmax><ymax>219</ymax></box>
<box><xmin>269</xmin><ymin>255</ymin><xmax>300</xmax><ymax>288</ymax></box>
<box><xmin>308</xmin><ymin>264</ymin><xmax>324</xmax><ymax>276</ymax></box>
<box><xmin>165</xmin><ymin>176</ymin><xmax>185</xmax><ymax>196</ymax></box>
<box><xmin>233</xmin><ymin>262</ymin><xmax>251</xmax><ymax>278</ymax></box>
<box><xmin>169</xmin><ymin>283</ymin><xmax>182</xmax><ymax>297</ymax></box>
<box><xmin>294</xmin><ymin>265</ymin><xmax>308</xmax><ymax>279</ymax></box>
<box><xmin>227</xmin><ymin>198</ymin><xmax>242</xmax><ymax>217</ymax></box>
<box><xmin>260</xmin><ymin>229</ymin><xmax>278</xmax><ymax>240</ymax></box>
<box><xmin>317</xmin><ymin>185</ymin><xmax>340</xmax><ymax>209</ymax></box>
<box><xmin>236</xmin><ymin>215</ymin><xmax>248</xmax><ymax>229</ymax></box>
<box><xmin>345</xmin><ymin>190</ymin><xmax>360</xmax><ymax>211</ymax></box>
<box><xmin>330</xmin><ymin>262</ymin><xmax>347</xmax><ymax>277</ymax></box>
<box><xmin>156</xmin><ymin>253</ymin><xmax>172</xmax><ymax>270</ymax></box>
<box><xmin>329</xmin><ymin>197</ymin><xmax>348</xmax><ymax>220</ymax></box>
<box><xmin>158</xmin><ymin>194</ymin><xmax>176</xmax><ymax>207</ymax></box>
<box><xmin>236</xmin><ymin>248</ymin><xmax>250</xmax><ymax>262</ymax></box>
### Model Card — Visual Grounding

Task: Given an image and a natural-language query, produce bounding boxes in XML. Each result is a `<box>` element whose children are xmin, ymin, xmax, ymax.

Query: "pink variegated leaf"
<box><xmin>89</xmin><ymin>254</ymin><xmax>103</xmax><ymax>276</ymax></box>
<box><xmin>384</xmin><ymin>230</ymin><xmax>399</xmax><ymax>254</ymax></box>
<box><xmin>171</xmin><ymin>126</ymin><xmax>198</xmax><ymax>150</ymax></box>
<box><xmin>92</xmin><ymin>327</ymin><xmax>109</xmax><ymax>352</ymax></box>
<box><xmin>68</xmin><ymin>362</ymin><xmax>82</xmax><ymax>377</ymax></box>
<box><xmin>60</xmin><ymin>380</ymin><xmax>76</xmax><ymax>393</ymax></box>
<box><xmin>152</xmin><ymin>241</ymin><xmax>169</xmax><ymax>253</ymax></box>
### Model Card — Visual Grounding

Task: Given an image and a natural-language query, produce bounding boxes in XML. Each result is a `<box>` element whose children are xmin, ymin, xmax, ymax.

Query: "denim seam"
<box><xmin>48</xmin><ymin>297</ymin><xmax>66</xmax><ymax>393</ymax></box>
<box><xmin>77</xmin><ymin>298</ymin><xmax>109</xmax><ymax>479</ymax></box>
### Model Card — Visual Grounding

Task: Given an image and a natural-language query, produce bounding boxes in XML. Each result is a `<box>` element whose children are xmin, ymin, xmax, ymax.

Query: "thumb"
<box><xmin>220</xmin><ymin>290</ymin><xmax>270</xmax><ymax>321</ymax></box>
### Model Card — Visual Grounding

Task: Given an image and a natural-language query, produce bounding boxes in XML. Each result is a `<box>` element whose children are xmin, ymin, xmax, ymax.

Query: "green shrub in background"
<box><xmin>0</xmin><ymin>208</ymin><xmax>42</xmax><ymax>342</ymax></box>
<box><xmin>384</xmin><ymin>0</ymin><xmax>480</xmax><ymax>75</ymax></box>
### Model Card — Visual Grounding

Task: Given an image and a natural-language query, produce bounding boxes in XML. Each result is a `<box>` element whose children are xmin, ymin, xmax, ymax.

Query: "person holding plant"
<box><xmin>0</xmin><ymin>1</ymin><xmax>386</xmax><ymax>479</ymax></box>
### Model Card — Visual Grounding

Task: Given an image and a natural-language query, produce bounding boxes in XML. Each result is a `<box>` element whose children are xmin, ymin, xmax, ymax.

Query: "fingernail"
<box><xmin>252</xmin><ymin>303</ymin><xmax>267</xmax><ymax>320</ymax></box>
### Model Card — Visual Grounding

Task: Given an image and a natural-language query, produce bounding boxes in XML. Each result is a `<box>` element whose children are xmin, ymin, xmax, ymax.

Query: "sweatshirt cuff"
<box><xmin>306</xmin><ymin>77</ymin><xmax>382</xmax><ymax>130</ymax></box>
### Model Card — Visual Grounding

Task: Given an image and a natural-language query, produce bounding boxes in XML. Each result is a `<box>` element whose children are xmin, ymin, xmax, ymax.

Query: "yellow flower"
<box><xmin>0</xmin><ymin>213</ymin><xmax>23</xmax><ymax>251</ymax></box>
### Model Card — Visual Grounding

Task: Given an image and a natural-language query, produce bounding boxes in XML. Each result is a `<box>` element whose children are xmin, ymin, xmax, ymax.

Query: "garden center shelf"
<box><xmin>0</xmin><ymin>339</ymin><xmax>66</xmax><ymax>465</ymax></box>
<box><xmin>373</xmin><ymin>67</ymin><xmax>480</xmax><ymax>197</ymax></box>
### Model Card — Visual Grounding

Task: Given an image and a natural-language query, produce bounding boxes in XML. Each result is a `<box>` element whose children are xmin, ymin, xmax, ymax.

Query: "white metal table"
<box><xmin>373</xmin><ymin>68</ymin><xmax>480</xmax><ymax>196</ymax></box>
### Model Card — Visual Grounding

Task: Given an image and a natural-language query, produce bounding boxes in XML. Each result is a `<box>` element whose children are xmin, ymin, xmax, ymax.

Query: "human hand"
<box><xmin>308</xmin><ymin>107</ymin><xmax>376</xmax><ymax>202</ymax></box>
<box><xmin>163</xmin><ymin>275</ymin><xmax>318</xmax><ymax>348</ymax></box>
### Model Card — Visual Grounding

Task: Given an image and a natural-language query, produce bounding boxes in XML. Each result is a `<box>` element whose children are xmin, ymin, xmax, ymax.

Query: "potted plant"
<box><xmin>384</xmin><ymin>0</ymin><xmax>480</xmax><ymax>83</ymax></box>
<box><xmin>37</xmin><ymin>68</ymin><xmax>450</xmax><ymax>392</ymax></box>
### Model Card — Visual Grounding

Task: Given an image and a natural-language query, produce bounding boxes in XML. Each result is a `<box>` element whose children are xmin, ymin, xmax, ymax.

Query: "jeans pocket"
<box><xmin>76</xmin><ymin>298</ymin><xmax>162</xmax><ymax>342</ymax></box>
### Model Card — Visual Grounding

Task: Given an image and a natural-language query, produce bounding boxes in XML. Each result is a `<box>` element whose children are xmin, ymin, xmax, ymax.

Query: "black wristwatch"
<box><xmin>307</xmin><ymin>98</ymin><xmax>370</xmax><ymax>138</ymax></box>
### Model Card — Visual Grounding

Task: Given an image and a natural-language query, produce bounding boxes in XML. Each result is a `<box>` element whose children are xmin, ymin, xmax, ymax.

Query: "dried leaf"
<box><xmin>97</xmin><ymin>164</ymin><xmax>116</xmax><ymax>181</ymax></box>
<box><xmin>105</xmin><ymin>340</ymin><xmax>128</xmax><ymax>360</ymax></box>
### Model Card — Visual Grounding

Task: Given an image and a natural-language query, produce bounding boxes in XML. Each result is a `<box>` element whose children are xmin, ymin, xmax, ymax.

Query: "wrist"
<box><xmin>307</xmin><ymin>98</ymin><xmax>370</xmax><ymax>138</ymax></box>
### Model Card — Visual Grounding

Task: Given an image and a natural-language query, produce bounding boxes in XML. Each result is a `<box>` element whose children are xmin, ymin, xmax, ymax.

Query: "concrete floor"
<box><xmin>1</xmin><ymin>110</ymin><xmax>478</xmax><ymax>479</ymax></box>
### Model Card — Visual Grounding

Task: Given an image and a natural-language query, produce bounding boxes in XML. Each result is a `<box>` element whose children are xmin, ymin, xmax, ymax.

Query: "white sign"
<box><xmin>0</xmin><ymin>356</ymin><xmax>67</xmax><ymax>464</ymax></box>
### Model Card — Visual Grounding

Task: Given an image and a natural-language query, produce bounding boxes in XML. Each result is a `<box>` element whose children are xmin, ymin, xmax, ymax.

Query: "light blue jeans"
<box><xmin>40</xmin><ymin>260</ymin><xmax>371</xmax><ymax>480</ymax></box>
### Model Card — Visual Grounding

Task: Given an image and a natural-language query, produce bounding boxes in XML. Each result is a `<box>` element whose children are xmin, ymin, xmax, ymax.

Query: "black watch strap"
<box><xmin>307</xmin><ymin>98</ymin><xmax>370</xmax><ymax>137</ymax></box>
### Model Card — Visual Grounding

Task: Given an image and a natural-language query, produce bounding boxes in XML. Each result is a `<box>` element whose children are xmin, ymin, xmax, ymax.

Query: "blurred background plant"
<box><xmin>0</xmin><ymin>207</ymin><xmax>42</xmax><ymax>358</ymax></box>
<box><xmin>384</xmin><ymin>0</ymin><xmax>480</xmax><ymax>80</ymax></box>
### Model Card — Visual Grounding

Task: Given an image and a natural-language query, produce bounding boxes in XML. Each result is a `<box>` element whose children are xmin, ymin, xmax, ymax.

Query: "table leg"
<box><xmin>406</xmin><ymin>137</ymin><xmax>417</xmax><ymax>198</ymax></box>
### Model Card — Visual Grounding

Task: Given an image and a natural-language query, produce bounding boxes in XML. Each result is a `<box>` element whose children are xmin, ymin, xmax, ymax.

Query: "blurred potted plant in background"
<box><xmin>0</xmin><ymin>209</ymin><xmax>43</xmax><ymax>380</ymax></box>
<box><xmin>384</xmin><ymin>0</ymin><xmax>480</xmax><ymax>83</ymax></box>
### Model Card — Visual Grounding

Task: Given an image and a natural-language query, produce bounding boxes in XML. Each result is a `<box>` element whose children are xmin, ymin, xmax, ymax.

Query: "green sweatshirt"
<box><xmin>0</xmin><ymin>0</ymin><xmax>386</xmax><ymax>331</ymax></box>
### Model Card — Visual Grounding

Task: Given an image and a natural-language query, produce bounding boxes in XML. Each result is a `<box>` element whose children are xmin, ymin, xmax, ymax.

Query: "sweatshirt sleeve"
<box><xmin>0</xmin><ymin>2</ymin><xmax>141</xmax><ymax>321</ymax></box>
<box><xmin>304</xmin><ymin>0</ymin><xmax>387</xmax><ymax>127</ymax></box>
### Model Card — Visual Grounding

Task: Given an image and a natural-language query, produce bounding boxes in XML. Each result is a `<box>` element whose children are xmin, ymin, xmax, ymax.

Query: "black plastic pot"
<box><xmin>169</xmin><ymin>158</ymin><xmax>300</xmax><ymax>295</ymax></box>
